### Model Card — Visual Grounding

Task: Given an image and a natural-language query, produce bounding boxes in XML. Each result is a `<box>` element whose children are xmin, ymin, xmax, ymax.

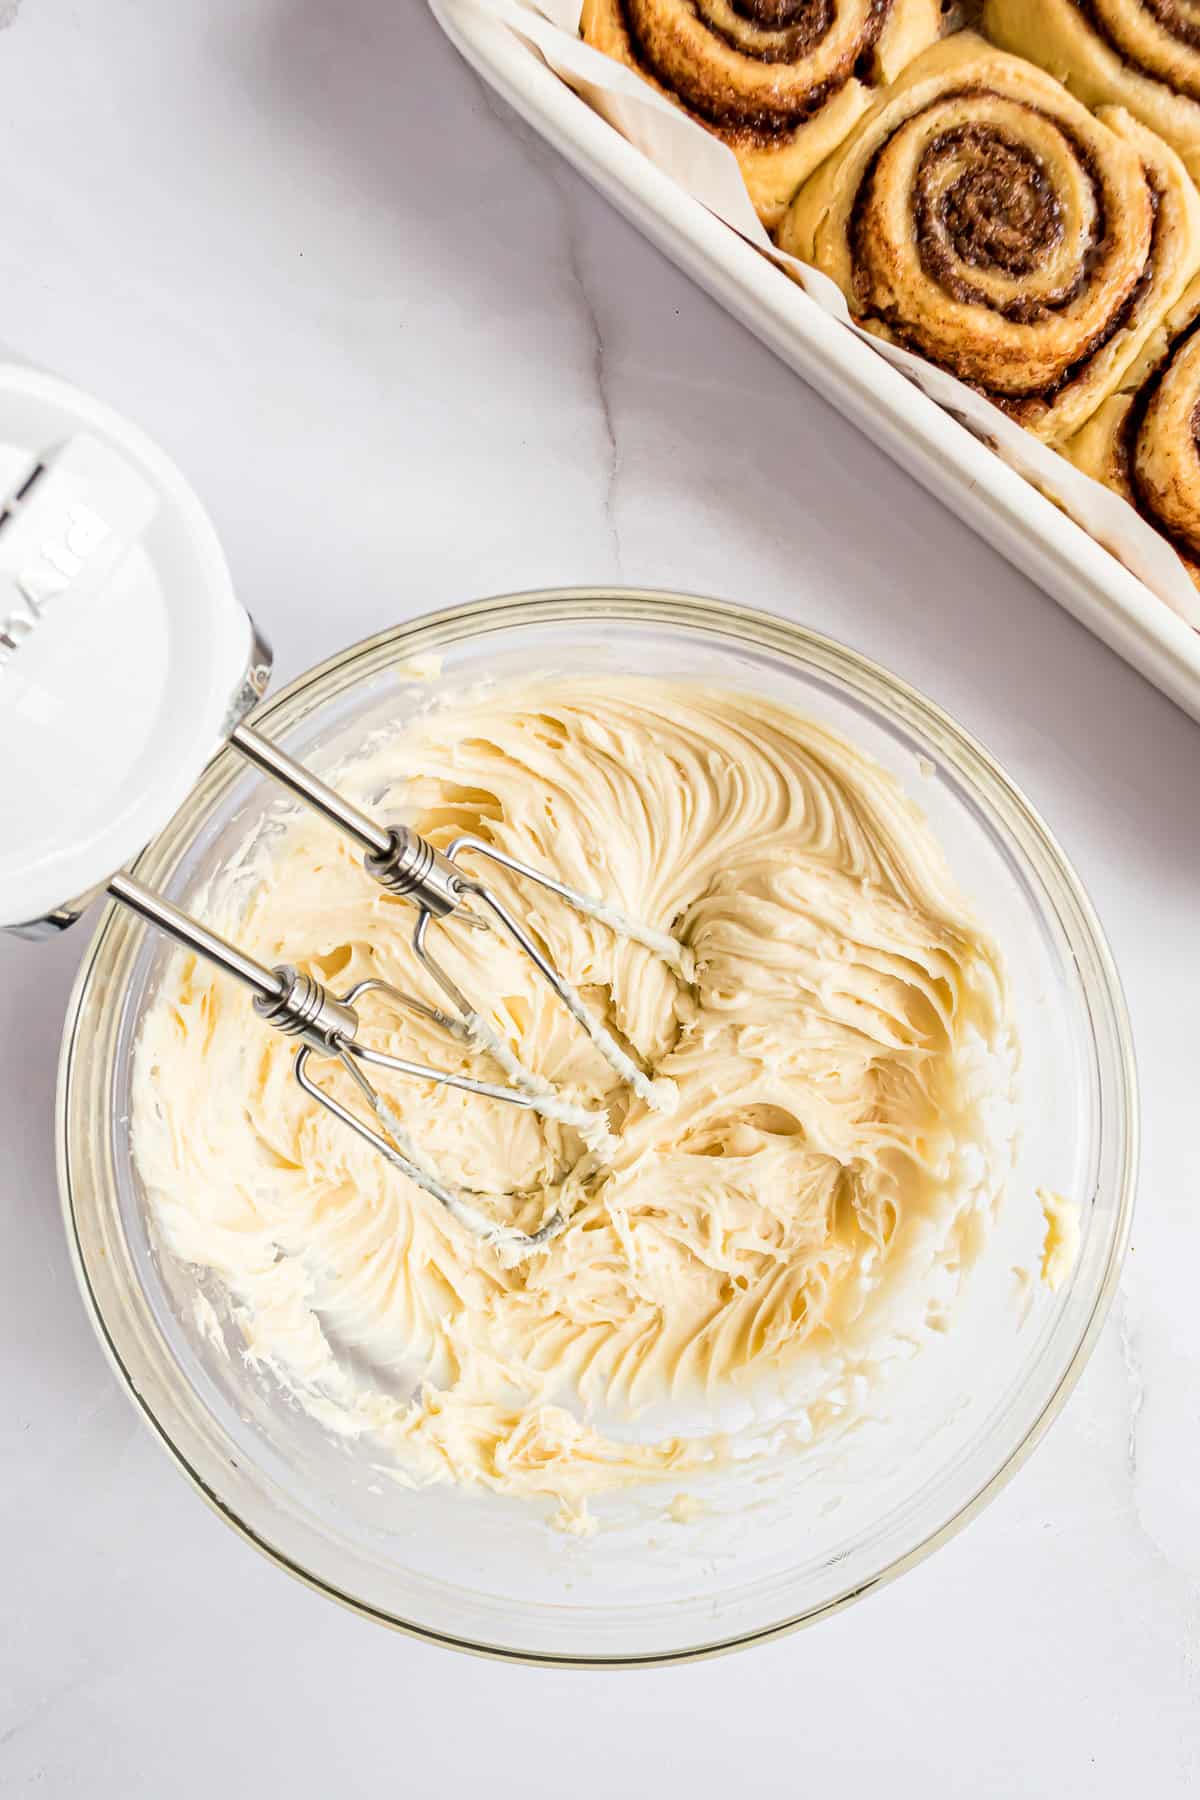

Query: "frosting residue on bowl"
<box><xmin>132</xmin><ymin>679</ymin><xmax>1017</xmax><ymax>1532</ymax></box>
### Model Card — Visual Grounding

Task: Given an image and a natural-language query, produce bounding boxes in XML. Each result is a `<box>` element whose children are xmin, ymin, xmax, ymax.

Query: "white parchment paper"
<box><xmin>441</xmin><ymin>0</ymin><xmax>1200</xmax><ymax>627</ymax></box>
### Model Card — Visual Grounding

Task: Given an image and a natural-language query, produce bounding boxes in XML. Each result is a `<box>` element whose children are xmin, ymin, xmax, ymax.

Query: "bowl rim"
<box><xmin>56</xmin><ymin>586</ymin><xmax>1139</xmax><ymax>1666</ymax></box>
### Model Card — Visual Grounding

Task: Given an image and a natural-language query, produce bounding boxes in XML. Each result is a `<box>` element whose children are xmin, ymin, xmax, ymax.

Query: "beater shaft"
<box><xmin>108</xmin><ymin>871</ymin><xmax>284</xmax><ymax>1005</ymax></box>
<box><xmin>229</xmin><ymin>723</ymin><xmax>465</xmax><ymax>917</ymax></box>
<box><xmin>229</xmin><ymin>723</ymin><xmax>392</xmax><ymax>860</ymax></box>
<box><xmin>105</xmin><ymin>871</ymin><xmax>566</xmax><ymax>1252</ymax></box>
<box><xmin>106</xmin><ymin>716</ymin><xmax>682</xmax><ymax>1257</ymax></box>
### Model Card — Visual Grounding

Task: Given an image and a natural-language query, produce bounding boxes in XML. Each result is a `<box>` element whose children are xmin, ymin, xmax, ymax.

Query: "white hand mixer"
<box><xmin>1</xmin><ymin>362</ymin><xmax>680</xmax><ymax>1255</ymax></box>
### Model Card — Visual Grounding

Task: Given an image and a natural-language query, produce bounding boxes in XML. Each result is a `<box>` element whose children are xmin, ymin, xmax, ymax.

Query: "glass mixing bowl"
<box><xmin>58</xmin><ymin>589</ymin><xmax>1136</xmax><ymax>1665</ymax></box>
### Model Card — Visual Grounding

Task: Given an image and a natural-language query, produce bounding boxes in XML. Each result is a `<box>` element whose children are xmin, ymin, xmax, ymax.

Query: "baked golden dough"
<box><xmin>985</xmin><ymin>0</ymin><xmax>1200</xmax><ymax>181</ymax></box>
<box><xmin>580</xmin><ymin>0</ymin><xmax>943</xmax><ymax>230</ymax></box>
<box><xmin>777</xmin><ymin>34</ymin><xmax>1200</xmax><ymax>442</ymax></box>
<box><xmin>1063</xmin><ymin>272</ymin><xmax>1200</xmax><ymax>586</ymax></box>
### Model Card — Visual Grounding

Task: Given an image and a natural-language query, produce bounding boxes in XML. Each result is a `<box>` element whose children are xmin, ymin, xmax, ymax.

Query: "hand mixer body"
<box><xmin>0</xmin><ymin>363</ymin><xmax>680</xmax><ymax>1257</ymax></box>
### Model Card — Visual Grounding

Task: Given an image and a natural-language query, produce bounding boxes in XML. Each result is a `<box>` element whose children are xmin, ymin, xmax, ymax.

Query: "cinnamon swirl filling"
<box><xmin>582</xmin><ymin>0</ymin><xmax>942</xmax><ymax>225</ymax></box>
<box><xmin>1122</xmin><ymin>306</ymin><xmax>1200</xmax><ymax>559</ymax></box>
<box><xmin>1074</xmin><ymin>0</ymin><xmax>1200</xmax><ymax>99</ymax></box>
<box><xmin>779</xmin><ymin>37</ymin><xmax>1200</xmax><ymax>438</ymax></box>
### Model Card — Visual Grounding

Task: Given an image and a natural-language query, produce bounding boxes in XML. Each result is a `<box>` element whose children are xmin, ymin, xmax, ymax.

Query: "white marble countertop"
<box><xmin>1</xmin><ymin>1</ymin><xmax>1197</xmax><ymax>1792</ymax></box>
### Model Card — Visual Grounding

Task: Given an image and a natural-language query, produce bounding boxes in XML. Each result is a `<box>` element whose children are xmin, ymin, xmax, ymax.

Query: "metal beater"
<box><xmin>110</xmin><ymin>719</ymin><xmax>683</xmax><ymax>1256</ymax></box>
<box><xmin>0</xmin><ymin>362</ymin><xmax>683</xmax><ymax>1254</ymax></box>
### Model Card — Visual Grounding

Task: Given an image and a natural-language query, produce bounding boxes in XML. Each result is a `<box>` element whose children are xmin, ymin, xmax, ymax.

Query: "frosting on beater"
<box><xmin>132</xmin><ymin>678</ymin><xmax>1016</xmax><ymax>1531</ymax></box>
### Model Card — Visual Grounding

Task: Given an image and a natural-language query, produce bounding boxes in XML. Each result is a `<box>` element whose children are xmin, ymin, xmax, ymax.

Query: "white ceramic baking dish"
<box><xmin>429</xmin><ymin>0</ymin><xmax>1200</xmax><ymax>725</ymax></box>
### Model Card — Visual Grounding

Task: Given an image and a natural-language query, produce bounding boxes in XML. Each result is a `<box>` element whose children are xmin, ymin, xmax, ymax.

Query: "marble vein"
<box><xmin>1113</xmin><ymin>1288</ymin><xmax>1200</xmax><ymax>1692</ymax></box>
<box><xmin>471</xmin><ymin>72</ymin><xmax>623</xmax><ymax>575</ymax></box>
<box><xmin>559</xmin><ymin>179</ymin><xmax>623</xmax><ymax>577</ymax></box>
<box><xmin>1116</xmin><ymin>1287</ymin><xmax>1145</xmax><ymax>1482</ymax></box>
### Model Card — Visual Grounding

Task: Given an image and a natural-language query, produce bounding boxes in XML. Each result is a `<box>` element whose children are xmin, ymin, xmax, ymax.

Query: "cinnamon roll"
<box><xmin>985</xmin><ymin>0</ymin><xmax>1200</xmax><ymax>180</ymax></box>
<box><xmin>579</xmin><ymin>0</ymin><xmax>944</xmax><ymax>230</ymax></box>
<box><xmin>1063</xmin><ymin>273</ymin><xmax>1200</xmax><ymax>586</ymax></box>
<box><xmin>777</xmin><ymin>35</ymin><xmax>1200</xmax><ymax>441</ymax></box>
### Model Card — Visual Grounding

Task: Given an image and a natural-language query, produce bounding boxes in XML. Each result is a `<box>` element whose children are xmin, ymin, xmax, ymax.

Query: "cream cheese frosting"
<box><xmin>1038</xmin><ymin>1187</ymin><xmax>1081</xmax><ymax>1293</ymax></box>
<box><xmin>132</xmin><ymin>678</ymin><xmax>1016</xmax><ymax>1531</ymax></box>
